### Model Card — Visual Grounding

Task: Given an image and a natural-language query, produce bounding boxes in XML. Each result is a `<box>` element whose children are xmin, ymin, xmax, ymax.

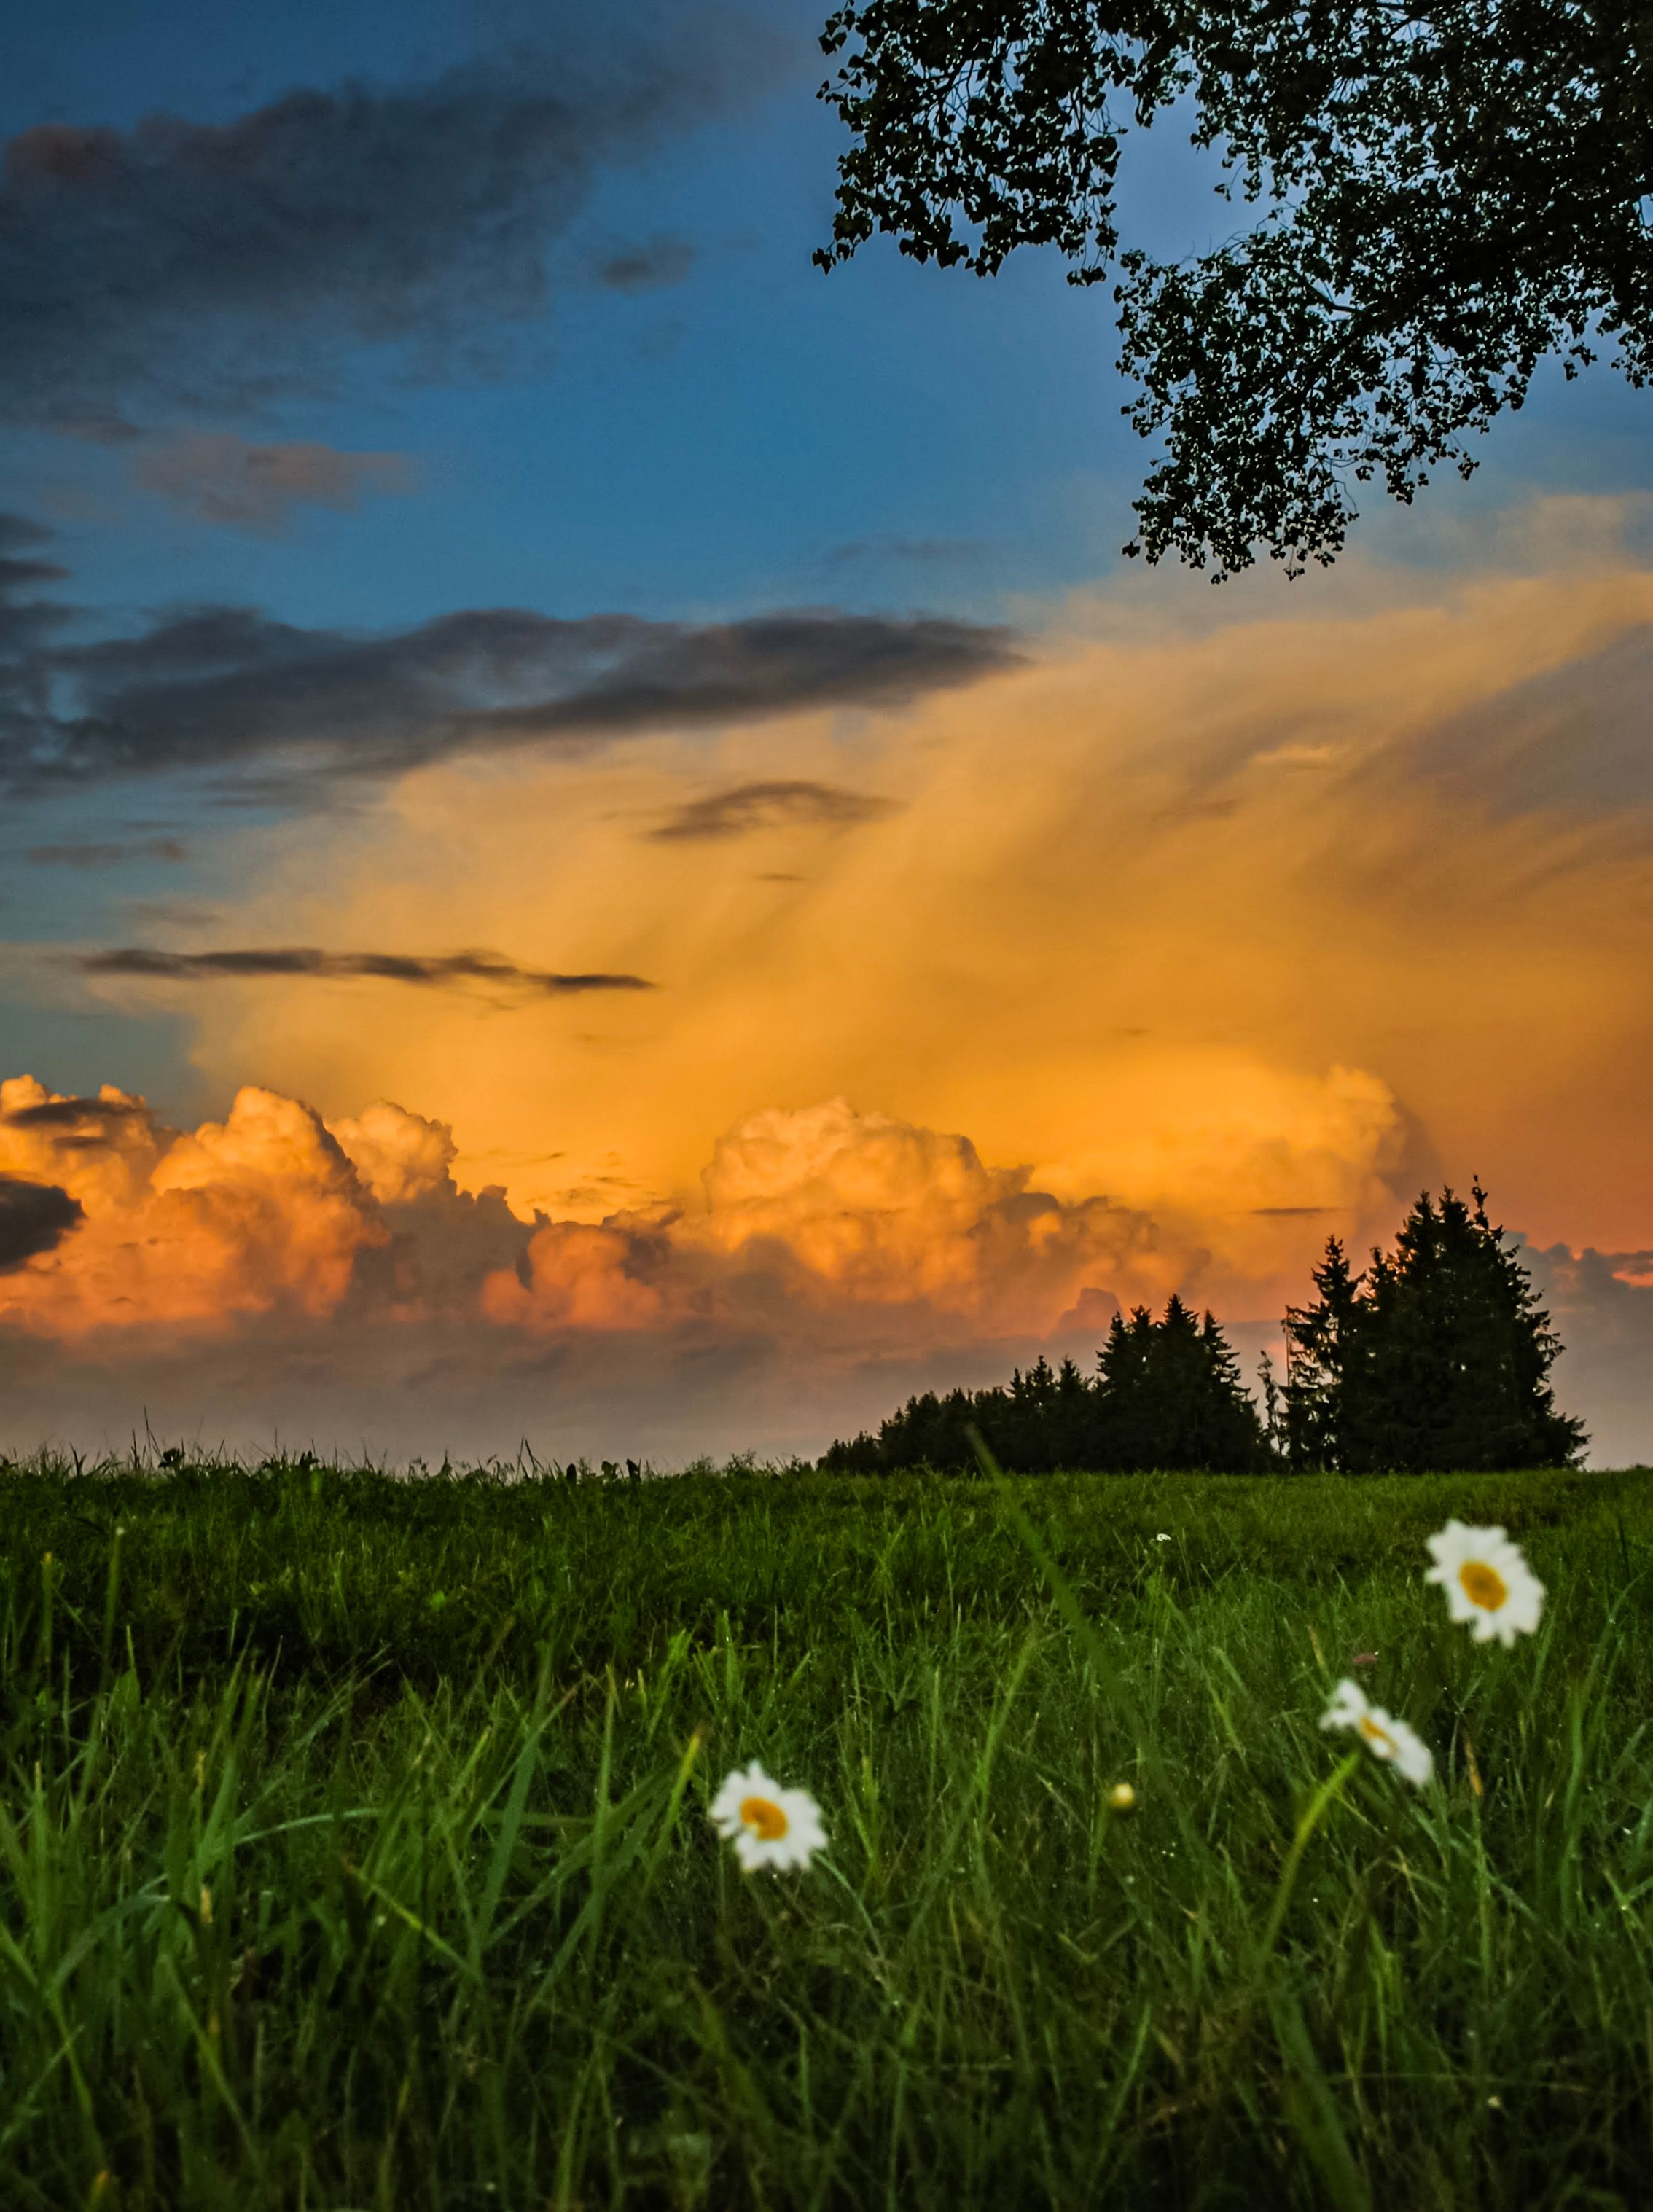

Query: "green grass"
<box><xmin>1</xmin><ymin>1453</ymin><xmax>1651</xmax><ymax>2209</ymax></box>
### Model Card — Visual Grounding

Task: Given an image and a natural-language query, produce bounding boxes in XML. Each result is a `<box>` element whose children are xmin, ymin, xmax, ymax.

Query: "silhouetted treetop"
<box><xmin>816</xmin><ymin>0</ymin><xmax>1653</xmax><ymax>577</ymax></box>
<box><xmin>1283</xmin><ymin>1181</ymin><xmax>1586</xmax><ymax>1472</ymax></box>
<box><xmin>822</xmin><ymin>1300</ymin><xmax>1269</xmax><ymax>1471</ymax></box>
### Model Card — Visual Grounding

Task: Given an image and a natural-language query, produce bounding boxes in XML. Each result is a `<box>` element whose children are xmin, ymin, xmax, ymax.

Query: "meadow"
<box><xmin>0</xmin><ymin>1453</ymin><xmax>1650</xmax><ymax>2210</ymax></box>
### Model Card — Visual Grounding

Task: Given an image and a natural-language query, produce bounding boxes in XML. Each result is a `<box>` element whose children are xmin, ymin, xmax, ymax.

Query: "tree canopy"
<box><xmin>816</xmin><ymin>0</ymin><xmax>1653</xmax><ymax>577</ymax></box>
<box><xmin>1283</xmin><ymin>1183</ymin><xmax>1587</xmax><ymax>1470</ymax></box>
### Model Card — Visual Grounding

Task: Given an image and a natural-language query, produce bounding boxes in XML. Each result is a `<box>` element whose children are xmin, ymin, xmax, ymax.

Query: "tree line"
<box><xmin>821</xmin><ymin>1184</ymin><xmax>1586</xmax><ymax>1474</ymax></box>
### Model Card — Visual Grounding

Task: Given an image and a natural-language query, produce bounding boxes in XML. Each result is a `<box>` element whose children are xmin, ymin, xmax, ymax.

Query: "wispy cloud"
<box><xmin>77</xmin><ymin>947</ymin><xmax>654</xmax><ymax>996</ymax></box>
<box><xmin>0</xmin><ymin>21</ymin><xmax>773</xmax><ymax>428</ymax></box>
<box><xmin>27</xmin><ymin>836</ymin><xmax>188</xmax><ymax>867</ymax></box>
<box><xmin>132</xmin><ymin>434</ymin><xmax>415</xmax><ymax>533</ymax></box>
<box><xmin>595</xmin><ymin>236</ymin><xmax>695</xmax><ymax>292</ymax></box>
<box><xmin>649</xmin><ymin>779</ymin><xmax>897</xmax><ymax>840</ymax></box>
<box><xmin>0</xmin><ymin>521</ymin><xmax>1020</xmax><ymax>795</ymax></box>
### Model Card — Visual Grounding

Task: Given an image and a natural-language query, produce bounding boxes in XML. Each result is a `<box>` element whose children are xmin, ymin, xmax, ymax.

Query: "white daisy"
<box><xmin>708</xmin><ymin>1761</ymin><xmax>827</xmax><ymax>1872</ymax></box>
<box><xmin>1423</xmin><ymin>1520</ymin><xmax>1545</xmax><ymax>1646</ymax></box>
<box><xmin>1320</xmin><ymin>1678</ymin><xmax>1434</xmax><ymax>1787</ymax></box>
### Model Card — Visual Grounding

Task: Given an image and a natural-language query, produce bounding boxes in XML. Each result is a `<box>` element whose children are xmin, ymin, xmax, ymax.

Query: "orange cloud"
<box><xmin>330</xmin><ymin>1098</ymin><xmax>457</xmax><ymax>1204</ymax></box>
<box><xmin>3</xmin><ymin>1074</ymin><xmax>1646</xmax><ymax>1467</ymax></box>
<box><xmin>1</xmin><ymin>1079</ymin><xmax>1197</xmax><ymax>1345</ymax></box>
<box><xmin>0</xmin><ymin>1077</ymin><xmax>383</xmax><ymax>1337</ymax></box>
<box><xmin>694</xmin><ymin>1098</ymin><xmax>1181</xmax><ymax>1323</ymax></box>
<box><xmin>481</xmin><ymin>1220</ymin><xmax>676</xmax><ymax>1332</ymax></box>
<box><xmin>85</xmin><ymin>499</ymin><xmax>1648</xmax><ymax>1308</ymax></box>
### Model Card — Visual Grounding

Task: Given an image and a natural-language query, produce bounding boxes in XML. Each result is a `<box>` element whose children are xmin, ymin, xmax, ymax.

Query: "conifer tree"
<box><xmin>1283</xmin><ymin>1184</ymin><xmax>1586</xmax><ymax>1472</ymax></box>
<box><xmin>1094</xmin><ymin>1294</ymin><xmax>1270</xmax><ymax>1471</ymax></box>
<box><xmin>1282</xmin><ymin>1237</ymin><xmax>1364</xmax><ymax>1471</ymax></box>
<box><xmin>823</xmin><ymin>1296</ymin><xmax>1270</xmax><ymax>1470</ymax></box>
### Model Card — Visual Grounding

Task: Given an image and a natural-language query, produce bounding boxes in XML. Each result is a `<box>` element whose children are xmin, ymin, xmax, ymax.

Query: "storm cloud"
<box><xmin>0</xmin><ymin>526</ymin><xmax>1020</xmax><ymax>794</ymax></box>
<box><xmin>0</xmin><ymin>25</ymin><xmax>764</xmax><ymax>428</ymax></box>
<box><xmin>77</xmin><ymin>947</ymin><xmax>654</xmax><ymax>996</ymax></box>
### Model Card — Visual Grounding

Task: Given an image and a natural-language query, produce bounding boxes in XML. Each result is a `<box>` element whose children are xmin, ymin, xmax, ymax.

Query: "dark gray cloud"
<box><xmin>0</xmin><ymin>515</ymin><xmax>55</xmax><ymax>552</ymax></box>
<box><xmin>27</xmin><ymin>836</ymin><xmax>189</xmax><ymax>867</ymax></box>
<box><xmin>0</xmin><ymin>511</ymin><xmax>71</xmax><ymax>664</ymax></box>
<box><xmin>649</xmin><ymin>778</ymin><xmax>898</xmax><ymax>841</ymax></box>
<box><xmin>77</xmin><ymin>947</ymin><xmax>654</xmax><ymax>996</ymax></box>
<box><xmin>0</xmin><ymin>25</ymin><xmax>765</xmax><ymax>428</ymax></box>
<box><xmin>596</xmin><ymin>237</ymin><xmax>695</xmax><ymax>292</ymax></box>
<box><xmin>0</xmin><ymin>1092</ymin><xmax>149</xmax><ymax>1134</ymax></box>
<box><xmin>0</xmin><ymin>531</ymin><xmax>1017</xmax><ymax>793</ymax></box>
<box><xmin>0</xmin><ymin>1177</ymin><xmax>83</xmax><ymax>1268</ymax></box>
<box><xmin>132</xmin><ymin>434</ymin><xmax>416</xmax><ymax>532</ymax></box>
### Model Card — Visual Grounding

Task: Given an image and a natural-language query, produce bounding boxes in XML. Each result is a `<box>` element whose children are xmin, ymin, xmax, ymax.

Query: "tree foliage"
<box><xmin>816</xmin><ymin>0</ymin><xmax>1653</xmax><ymax>576</ymax></box>
<box><xmin>821</xmin><ymin>1295</ymin><xmax>1272</xmax><ymax>1470</ymax></box>
<box><xmin>1283</xmin><ymin>1183</ymin><xmax>1587</xmax><ymax>1470</ymax></box>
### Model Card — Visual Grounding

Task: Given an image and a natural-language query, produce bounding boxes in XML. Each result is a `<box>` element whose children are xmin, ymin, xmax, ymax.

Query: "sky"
<box><xmin>2</xmin><ymin>0</ymin><xmax>1651</xmax><ymax>1467</ymax></box>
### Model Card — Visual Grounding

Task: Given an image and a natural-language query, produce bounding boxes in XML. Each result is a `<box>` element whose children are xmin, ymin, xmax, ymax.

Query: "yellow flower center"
<box><xmin>1459</xmin><ymin>1560</ymin><xmax>1508</xmax><ymax>1611</ymax></box>
<box><xmin>1358</xmin><ymin>1715</ymin><xmax>1396</xmax><ymax>1754</ymax></box>
<box><xmin>740</xmin><ymin>1794</ymin><xmax>789</xmax><ymax>1841</ymax></box>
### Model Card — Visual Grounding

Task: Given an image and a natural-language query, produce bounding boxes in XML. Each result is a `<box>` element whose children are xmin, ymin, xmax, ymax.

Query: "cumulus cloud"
<box><xmin>0</xmin><ymin>1076</ymin><xmax>383</xmax><ymax>1335</ymax></box>
<box><xmin>132</xmin><ymin>434</ymin><xmax>415</xmax><ymax>532</ymax></box>
<box><xmin>482</xmin><ymin>1219</ymin><xmax>681</xmax><ymax>1333</ymax></box>
<box><xmin>0</xmin><ymin>1076</ymin><xmax>1184</xmax><ymax>1351</ymax></box>
<box><xmin>329</xmin><ymin>1099</ymin><xmax>458</xmax><ymax>1206</ymax></box>
<box><xmin>0</xmin><ymin>23</ymin><xmax>769</xmax><ymax>429</ymax></box>
<box><xmin>1</xmin><ymin>1071</ymin><xmax>1638</xmax><ymax>1465</ymax></box>
<box><xmin>77</xmin><ymin>947</ymin><xmax>654</xmax><ymax>996</ymax></box>
<box><xmin>648</xmin><ymin>779</ymin><xmax>898</xmax><ymax>841</ymax></box>
<box><xmin>0</xmin><ymin>511</ymin><xmax>1017</xmax><ymax>795</ymax></box>
<box><xmin>694</xmin><ymin>1099</ymin><xmax>1181</xmax><ymax>1324</ymax></box>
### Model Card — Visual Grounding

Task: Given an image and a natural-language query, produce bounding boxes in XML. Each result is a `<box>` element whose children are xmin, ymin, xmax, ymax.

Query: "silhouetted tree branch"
<box><xmin>817</xmin><ymin>0</ymin><xmax>1653</xmax><ymax>577</ymax></box>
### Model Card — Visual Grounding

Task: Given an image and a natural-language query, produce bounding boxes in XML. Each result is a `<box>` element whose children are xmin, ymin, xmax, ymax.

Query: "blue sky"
<box><xmin>5</xmin><ymin>0</ymin><xmax>1648</xmax><ymax>654</ymax></box>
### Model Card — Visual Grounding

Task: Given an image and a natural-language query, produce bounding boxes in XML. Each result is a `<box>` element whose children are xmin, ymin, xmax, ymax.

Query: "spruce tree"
<box><xmin>1283</xmin><ymin>1184</ymin><xmax>1586</xmax><ymax>1472</ymax></box>
<box><xmin>821</xmin><ymin>1298</ymin><xmax>1270</xmax><ymax>1471</ymax></box>
<box><xmin>1093</xmin><ymin>1295</ymin><xmax>1270</xmax><ymax>1471</ymax></box>
<box><xmin>1283</xmin><ymin>1237</ymin><xmax>1364</xmax><ymax>1470</ymax></box>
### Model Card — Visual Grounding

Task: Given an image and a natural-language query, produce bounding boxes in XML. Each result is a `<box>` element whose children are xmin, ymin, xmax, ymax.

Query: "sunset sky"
<box><xmin>4</xmin><ymin>0</ymin><xmax>1651</xmax><ymax>1466</ymax></box>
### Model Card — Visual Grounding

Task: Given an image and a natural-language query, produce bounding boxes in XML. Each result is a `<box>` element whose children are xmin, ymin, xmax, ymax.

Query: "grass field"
<box><xmin>1</xmin><ymin>1453</ymin><xmax>1651</xmax><ymax>2210</ymax></box>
